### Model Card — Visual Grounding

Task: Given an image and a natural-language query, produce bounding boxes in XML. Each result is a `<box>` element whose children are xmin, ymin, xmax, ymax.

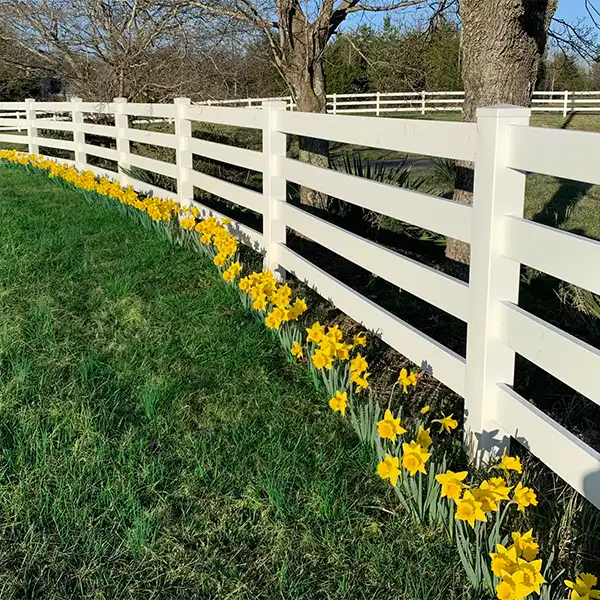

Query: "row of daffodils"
<box><xmin>1</xmin><ymin>149</ymin><xmax>596</xmax><ymax>600</ymax></box>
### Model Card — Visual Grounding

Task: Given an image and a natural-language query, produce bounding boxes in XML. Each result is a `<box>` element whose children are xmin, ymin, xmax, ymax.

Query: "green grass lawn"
<box><xmin>0</xmin><ymin>167</ymin><xmax>467</xmax><ymax>599</ymax></box>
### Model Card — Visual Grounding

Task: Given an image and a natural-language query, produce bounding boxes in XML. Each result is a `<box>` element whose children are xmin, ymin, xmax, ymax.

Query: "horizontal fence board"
<box><xmin>128</xmin><ymin>153</ymin><xmax>178</xmax><ymax>179</ymax></box>
<box><xmin>122</xmin><ymin>103</ymin><xmax>175</xmax><ymax>118</ymax></box>
<box><xmin>31</xmin><ymin>102</ymin><xmax>73</xmax><ymax>111</ymax></box>
<box><xmin>34</xmin><ymin>137</ymin><xmax>75</xmax><ymax>152</ymax></box>
<box><xmin>278</xmin><ymin>244</ymin><xmax>466</xmax><ymax>396</ymax></box>
<box><xmin>504</xmin><ymin>216</ymin><xmax>600</xmax><ymax>296</ymax></box>
<box><xmin>190</xmin><ymin>198</ymin><xmax>265</xmax><ymax>253</ymax></box>
<box><xmin>281</xmin><ymin>202</ymin><xmax>469</xmax><ymax>321</ymax></box>
<box><xmin>0</xmin><ymin>103</ymin><xmax>26</xmax><ymax>110</ymax></box>
<box><xmin>498</xmin><ymin>302</ymin><xmax>600</xmax><ymax>406</ymax></box>
<box><xmin>281</xmin><ymin>157</ymin><xmax>472</xmax><ymax>242</ymax></box>
<box><xmin>188</xmin><ymin>168</ymin><xmax>263</xmax><ymax>214</ymax></box>
<box><xmin>0</xmin><ymin>118</ymin><xmax>24</xmax><ymax>127</ymax></box>
<box><xmin>494</xmin><ymin>384</ymin><xmax>600</xmax><ymax>511</ymax></box>
<box><xmin>184</xmin><ymin>105</ymin><xmax>264</xmax><ymax>129</ymax></box>
<box><xmin>0</xmin><ymin>133</ymin><xmax>28</xmax><ymax>145</ymax></box>
<box><xmin>82</xmin><ymin>143</ymin><xmax>118</xmax><ymax>162</ymax></box>
<box><xmin>508</xmin><ymin>125</ymin><xmax>600</xmax><ymax>185</ymax></box>
<box><xmin>34</xmin><ymin>120</ymin><xmax>75</xmax><ymax>132</ymax></box>
<box><xmin>279</xmin><ymin>111</ymin><xmax>477</xmax><ymax>161</ymax></box>
<box><xmin>189</xmin><ymin>137</ymin><xmax>264</xmax><ymax>172</ymax></box>
<box><xmin>80</xmin><ymin>123</ymin><xmax>117</xmax><ymax>137</ymax></box>
<box><xmin>126</xmin><ymin>128</ymin><xmax>177</xmax><ymax>149</ymax></box>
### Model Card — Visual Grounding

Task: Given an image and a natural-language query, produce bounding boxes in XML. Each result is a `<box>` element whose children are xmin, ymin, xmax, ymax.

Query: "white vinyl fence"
<box><xmin>204</xmin><ymin>90</ymin><xmax>600</xmax><ymax>117</ymax></box>
<box><xmin>0</xmin><ymin>97</ymin><xmax>599</xmax><ymax>510</ymax></box>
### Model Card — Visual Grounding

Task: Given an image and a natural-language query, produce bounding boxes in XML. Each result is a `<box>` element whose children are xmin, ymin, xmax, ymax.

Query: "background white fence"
<box><xmin>0</xmin><ymin>97</ymin><xmax>599</xmax><ymax>511</ymax></box>
<box><xmin>203</xmin><ymin>90</ymin><xmax>600</xmax><ymax>117</ymax></box>
<box><xmin>3</xmin><ymin>90</ymin><xmax>599</xmax><ymax>132</ymax></box>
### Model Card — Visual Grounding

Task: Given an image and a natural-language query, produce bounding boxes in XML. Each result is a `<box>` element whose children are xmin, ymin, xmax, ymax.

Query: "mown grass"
<box><xmin>0</xmin><ymin>167</ymin><xmax>468</xmax><ymax>599</ymax></box>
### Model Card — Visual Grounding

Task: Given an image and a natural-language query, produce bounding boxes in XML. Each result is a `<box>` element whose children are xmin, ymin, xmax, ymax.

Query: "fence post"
<box><xmin>376</xmin><ymin>92</ymin><xmax>381</xmax><ymax>116</ymax></box>
<box><xmin>421</xmin><ymin>90</ymin><xmax>426</xmax><ymax>115</ymax></box>
<box><xmin>113</xmin><ymin>97</ymin><xmax>131</xmax><ymax>186</ymax></box>
<box><xmin>174</xmin><ymin>97</ymin><xmax>193</xmax><ymax>210</ymax></box>
<box><xmin>332</xmin><ymin>93</ymin><xmax>337</xmax><ymax>115</ymax></box>
<box><xmin>563</xmin><ymin>90</ymin><xmax>569</xmax><ymax>117</ymax></box>
<box><xmin>464</xmin><ymin>104</ymin><xmax>531</xmax><ymax>463</ymax></box>
<box><xmin>262</xmin><ymin>100</ymin><xmax>287</xmax><ymax>279</ymax></box>
<box><xmin>24</xmin><ymin>98</ymin><xmax>38</xmax><ymax>155</ymax></box>
<box><xmin>71</xmin><ymin>97</ymin><xmax>86</xmax><ymax>170</ymax></box>
<box><xmin>16</xmin><ymin>111</ymin><xmax>21</xmax><ymax>133</ymax></box>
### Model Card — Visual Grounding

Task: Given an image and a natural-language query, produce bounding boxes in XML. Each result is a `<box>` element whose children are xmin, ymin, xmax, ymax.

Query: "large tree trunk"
<box><xmin>289</xmin><ymin>55</ymin><xmax>330</xmax><ymax>208</ymax></box>
<box><xmin>446</xmin><ymin>0</ymin><xmax>557</xmax><ymax>264</ymax></box>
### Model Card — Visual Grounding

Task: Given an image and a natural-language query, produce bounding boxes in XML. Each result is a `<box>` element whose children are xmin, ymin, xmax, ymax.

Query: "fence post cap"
<box><xmin>112</xmin><ymin>97</ymin><xmax>128</xmax><ymax>103</ymax></box>
<box><xmin>476</xmin><ymin>105</ymin><xmax>531</xmax><ymax>119</ymax></box>
<box><xmin>70</xmin><ymin>96</ymin><xmax>83</xmax><ymax>102</ymax></box>
<box><xmin>262</xmin><ymin>99</ymin><xmax>287</xmax><ymax>108</ymax></box>
<box><xmin>173</xmin><ymin>97</ymin><xmax>191</xmax><ymax>105</ymax></box>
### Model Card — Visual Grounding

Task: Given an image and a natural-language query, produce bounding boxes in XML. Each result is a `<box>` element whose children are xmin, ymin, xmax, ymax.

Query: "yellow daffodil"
<box><xmin>511</xmin><ymin>530</ymin><xmax>539</xmax><ymax>562</ymax></box>
<box><xmin>350</xmin><ymin>353</ymin><xmax>368</xmax><ymax>374</ymax></box>
<box><xmin>434</xmin><ymin>414</ymin><xmax>458</xmax><ymax>434</ymax></box>
<box><xmin>401</xmin><ymin>441</ymin><xmax>431</xmax><ymax>476</ymax></box>
<box><xmin>228</xmin><ymin>262</ymin><xmax>242</xmax><ymax>277</ymax></box>
<box><xmin>496</xmin><ymin>569</ymin><xmax>531</xmax><ymax>600</ymax></box>
<box><xmin>472</xmin><ymin>481</ymin><xmax>500</xmax><ymax>513</ymax></box>
<box><xmin>352</xmin><ymin>332</ymin><xmax>367</xmax><ymax>347</ymax></box>
<box><xmin>565</xmin><ymin>573</ymin><xmax>600</xmax><ymax>600</ymax></box>
<box><xmin>292</xmin><ymin>297</ymin><xmax>308</xmax><ymax>314</ymax></box>
<box><xmin>517</xmin><ymin>559</ymin><xmax>546</xmax><ymax>595</ymax></box>
<box><xmin>497</xmin><ymin>449</ymin><xmax>523</xmax><ymax>474</ymax></box>
<box><xmin>329</xmin><ymin>391</ymin><xmax>347</xmax><ymax>416</ymax></box>
<box><xmin>335</xmin><ymin>342</ymin><xmax>353</xmax><ymax>361</ymax></box>
<box><xmin>487</xmin><ymin>477</ymin><xmax>512</xmax><ymax>502</ymax></box>
<box><xmin>377</xmin><ymin>453</ymin><xmax>401</xmax><ymax>487</ymax></box>
<box><xmin>398</xmin><ymin>368</ymin><xmax>417</xmax><ymax>393</ymax></box>
<box><xmin>435</xmin><ymin>470</ymin><xmax>468</xmax><ymax>500</ymax></box>
<box><xmin>416</xmin><ymin>426</ymin><xmax>432</xmax><ymax>450</ymax></box>
<box><xmin>490</xmin><ymin>544</ymin><xmax>519</xmax><ymax>578</ymax></box>
<box><xmin>291</xmin><ymin>341</ymin><xmax>303</xmax><ymax>359</ymax></box>
<box><xmin>306</xmin><ymin>322</ymin><xmax>326</xmax><ymax>344</ymax></box>
<box><xmin>326</xmin><ymin>325</ymin><xmax>343</xmax><ymax>343</ymax></box>
<box><xmin>454</xmin><ymin>490</ymin><xmax>487</xmax><ymax>528</ymax></box>
<box><xmin>312</xmin><ymin>349</ymin><xmax>333</xmax><ymax>370</ymax></box>
<box><xmin>377</xmin><ymin>409</ymin><xmax>407</xmax><ymax>443</ymax></box>
<box><xmin>512</xmin><ymin>482</ymin><xmax>538</xmax><ymax>512</ymax></box>
<box><xmin>180</xmin><ymin>216</ymin><xmax>196</xmax><ymax>229</ymax></box>
<box><xmin>253</xmin><ymin>295</ymin><xmax>268</xmax><ymax>311</ymax></box>
<box><xmin>350</xmin><ymin>370</ymin><xmax>370</xmax><ymax>393</ymax></box>
<box><xmin>420</xmin><ymin>404</ymin><xmax>430</xmax><ymax>414</ymax></box>
<box><xmin>265</xmin><ymin>309</ymin><xmax>283</xmax><ymax>330</ymax></box>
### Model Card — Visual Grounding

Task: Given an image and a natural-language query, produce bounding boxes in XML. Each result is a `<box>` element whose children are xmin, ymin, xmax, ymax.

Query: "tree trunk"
<box><xmin>446</xmin><ymin>0</ymin><xmax>557</xmax><ymax>264</ymax></box>
<box><xmin>289</xmin><ymin>57</ymin><xmax>330</xmax><ymax>208</ymax></box>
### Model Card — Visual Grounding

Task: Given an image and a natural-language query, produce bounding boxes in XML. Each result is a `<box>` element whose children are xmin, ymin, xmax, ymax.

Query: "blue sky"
<box><xmin>347</xmin><ymin>1</ymin><xmax>598</xmax><ymax>30</ymax></box>
<box><xmin>556</xmin><ymin>1</ymin><xmax>595</xmax><ymax>24</ymax></box>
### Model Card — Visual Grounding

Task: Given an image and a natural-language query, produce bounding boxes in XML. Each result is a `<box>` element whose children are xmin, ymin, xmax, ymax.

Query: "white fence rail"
<box><xmin>202</xmin><ymin>90</ymin><xmax>600</xmax><ymax>117</ymax></box>
<box><xmin>0</xmin><ymin>97</ymin><xmax>599</xmax><ymax>510</ymax></box>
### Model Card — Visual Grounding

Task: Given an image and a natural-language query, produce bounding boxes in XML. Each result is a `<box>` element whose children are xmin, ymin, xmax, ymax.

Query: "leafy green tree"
<box><xmin>325</xmin><ymin>35</ymin><xmax>370</xmax><ymax>94</ymax></box>
<box><xmin>546</xmin><ymin>52</ymin><xmax>588</xmax><ymax>90</ymax></box>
